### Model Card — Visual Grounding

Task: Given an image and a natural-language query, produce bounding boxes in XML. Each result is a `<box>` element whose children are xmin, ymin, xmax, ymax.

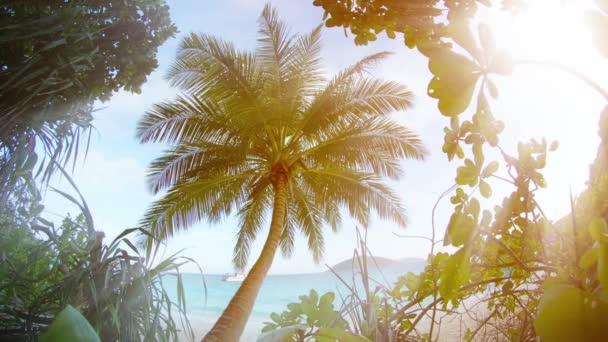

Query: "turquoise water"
<box><xmin>173</xmin><ymin>271</ymin><xmax>396</xmax><ymax>320</ymax></box>
<box><xmin>165</xmin><ymin>264</ymin><xmax>424</xmax><ymax>339</ymax></box>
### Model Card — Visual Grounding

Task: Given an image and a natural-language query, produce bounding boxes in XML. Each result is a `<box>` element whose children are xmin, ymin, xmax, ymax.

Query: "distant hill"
<box><xmin>328</xmin><ymin>256</ymin><xmax>426</xmax><ymax>274</ymax></box>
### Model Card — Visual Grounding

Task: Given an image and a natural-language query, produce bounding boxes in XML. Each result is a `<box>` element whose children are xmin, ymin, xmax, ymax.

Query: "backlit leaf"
<box><xmin>41</xmin><ymin>305</ymin><xmax>100</xmax><ymax>342</ymax></box>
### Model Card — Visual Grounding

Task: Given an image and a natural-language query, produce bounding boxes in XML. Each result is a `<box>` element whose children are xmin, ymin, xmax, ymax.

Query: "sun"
<box><xmin>476</xmin><ymin>0</ymin><xmax>608</xmax><ymax>218</ymax></box>
<box><xmin>483</xmin><ymin>0</ymin><xmax>599</xmax><ymax>66</ymax></box>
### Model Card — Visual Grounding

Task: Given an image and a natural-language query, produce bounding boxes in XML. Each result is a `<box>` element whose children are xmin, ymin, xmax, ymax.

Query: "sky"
<box><xmin>43</xmin><ymin>0</ymin><xmax>607</xmax><ymax>274</ymax></box>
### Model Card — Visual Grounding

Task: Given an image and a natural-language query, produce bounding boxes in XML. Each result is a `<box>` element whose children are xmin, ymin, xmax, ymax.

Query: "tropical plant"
<box><xmin>0</xmin><ymin>0</ymin><xmax>177</xmax><ymax>201</ymax></box>
<box><xmin>0</xmin><ymin>166</ymin><xmax>199</xmax><ymax>342</ymax></box>
<box><xmin>260</xmin><ymin>289</ymin><xmax>349</xmax><ymax>342</ymax></box>
<box><xmin>262</xmin><ymin>229</ymin><xmax>403</xmax><ymax>342</ymax></box>
<box><xmin>316</xmin><ymin>0</ymin><xmax>608</xmax><ymax>341</ymax></box>
<box><xmin>0</xmin><ymin>201</ymin><xmax>61</xmax><ymax>335</ymax></box>
<box><xmin>136</xmin><ymin>3</ymin><xmax>426</xmax><ymax>340</ymax></box>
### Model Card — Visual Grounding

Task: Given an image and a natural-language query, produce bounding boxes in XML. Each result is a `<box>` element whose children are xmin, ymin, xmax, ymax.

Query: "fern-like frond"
<box><xmin>257</xmin><ymin>3</ymin><xmax>295</xmax><ymax>77</ymax></box>
<box><xmin>147</xmin><ymin>142</ymin><xmax>251</xmax><ymax>193</ymax></box>
<box><xmin>233</xmin><ymin>178</ymin><xmax>272</xmax><ymax>270</ymax></box>
<box><xmin>136</xmin><ymin>95</ymin><xmax>233</xmax><ymax>145</ymax></box>
<box><xmin>302</xmin><ymin>168</ymin><xmax>408</xmax><ymax>228</ymax></box>
<box><xmin>279</xmin><ymin>210</ymin><xmax>296</xmax><ymax>259</ymax></box>
<box><xmin>168</xmin><ymin>32</ymin><xmax>262</xmax><ymax>99</ymax></box>
<box><xmin>300</xmin><ymin>77</ymin><xmax>414</xmax><ymax>141</ymax></box>
<box><xmin>167</xmin><ymin>33</ymin><xmax>267</xmax><ymax>131</ymax></box>
<box><xmin>289</xmin><ymin>180</ymin><xmax>324</xmax><ymax>263</ymax></box>
<box><xmin>140</xmin><ymin>172</ymin><xmax>255</xmax><ymax>241</ymax></box>
<box><xmin>299</xmin><ymin>117</ymin><xmax>426</xmax><ymax>179</ymax></box>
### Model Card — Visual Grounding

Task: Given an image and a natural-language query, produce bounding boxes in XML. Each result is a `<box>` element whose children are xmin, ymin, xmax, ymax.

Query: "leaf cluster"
<box><xmin>0</xmin><ymin>168</ymin><xmax>200</xmax><ymax>342</ymax></box>
<box><xmin>316</xmin><ymin>0</ymin><xmax>608</xmax><ymax>340</ymax></box>
<box><xmin>0</xmin><ymin>0</ymin><xmax>176</xmax><ymax>202</ymax></box>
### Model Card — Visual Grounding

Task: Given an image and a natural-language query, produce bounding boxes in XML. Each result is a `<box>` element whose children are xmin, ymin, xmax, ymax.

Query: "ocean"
<box><xmin>165</xmin><ymin>264</ymin><xmax>425</xmax><ymax>341</ymax></box>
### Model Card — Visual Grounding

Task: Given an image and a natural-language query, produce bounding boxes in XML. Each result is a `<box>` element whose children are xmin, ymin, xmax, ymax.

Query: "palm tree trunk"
<box><xmin>202</xmin><ymin>174</ymin><xmax>288</xmax><ymax>342</ymax></box>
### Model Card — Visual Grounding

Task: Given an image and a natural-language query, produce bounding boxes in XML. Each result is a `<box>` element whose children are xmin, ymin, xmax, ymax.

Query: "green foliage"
<box><xmin>0</xmin><ymin>0</ymin><xmax>176</xmax><ymax>199</ymax></box>
<box><xmin>0</xmin><ymin>168</ymin><xmax>199</xmax><ymax>341</ymax></box>
<box><xmin>0</xmin><ymin>202</ymin><xmax>63</xmax><ymax>331</ymax></box>
<box><xmin>313</xmin><ymin>0</ymin><xmax>525</xmax><ymax>52</ymax></box>
<box><xmin>317</xmin><ymin>0</ymin><xmax>608</xmax><ymax>340</ymax></box>
<box><xmin>41</xmin><ymin>305</ymin><xmax>100</xmax><ymax>342</ymax></box>
<box><xmin>261</xmin><ymin>290</ymin><xmax>347</xmax><ymax>341</ymax></box>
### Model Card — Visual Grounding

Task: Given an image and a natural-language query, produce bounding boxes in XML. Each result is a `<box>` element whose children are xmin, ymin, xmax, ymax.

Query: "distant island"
<box><xmin>328</xmin><ymin>256</ymin><xmax>426</xmax><ymax>274</ymax></box>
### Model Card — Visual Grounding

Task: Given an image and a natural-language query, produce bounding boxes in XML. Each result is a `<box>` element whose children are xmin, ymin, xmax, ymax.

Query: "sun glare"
<box><xmin>487</xmin><ymin>0</ymin><xmax>598</xmax><ymax>66</ymax></box>
<box><xmin>478</xmin><ymin>0</ymin><xmax>607</xmax><ymax>218</ymax></box>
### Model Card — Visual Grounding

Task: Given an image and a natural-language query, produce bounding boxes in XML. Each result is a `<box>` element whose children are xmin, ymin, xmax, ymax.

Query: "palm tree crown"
<box><xmin>136</xmin><ymin>4</ymin><xmax>426</xmax><ymax>340</ymax></box>
<box><xmin>137</xmin><ymin>5</ymin><xmax>426</xmax><ymax>269</ymax></box>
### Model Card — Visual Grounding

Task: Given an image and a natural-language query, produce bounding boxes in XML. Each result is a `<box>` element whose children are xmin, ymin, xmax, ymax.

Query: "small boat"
<box><xmin>222</xmin><ymin>273</ymin><xmax>246</xmax><ymax>282</ymax></box>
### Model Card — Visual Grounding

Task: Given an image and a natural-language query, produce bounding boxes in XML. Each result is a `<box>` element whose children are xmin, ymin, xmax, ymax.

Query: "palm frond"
<box><xmin>289</xmin><ymin>180</ymin><xmax>324</xmax><ymax>262</ymax></box>
<box><xmin>168</xmin><ymin>32</ymin><xmax>262</xmax><ymax>99</ymax></box>
<box><xmin>279</xmin><ymin>210</ymin><xmax>296</xmax><ymax>259</ymax></box>
<box><xmin>141</xmin><ymin>172</ymin><xmax>255</xmax><ymax>241</ymax></box>
<box><xmin>280</xmin><ymin>25</ymin><xmax>325</xmax><ymax>124</ymax></box>
<box><xmin>136</xmin><ymin>95</ymin><xmax>233</xmax><ymax>145</ymax></box>
<box><xmin>146</xmin><ymin>142</ymin><xmax>252</xmax><ymax>194</ymax></box>
<box><xmin>300</xmin><ymin>77</ymin><xmax>414</xmax><ymax>141</ymax></box>
<box><xmin>233</xmin><ymin>177</ymin><xmax>272</xmax><ymax>270</ymax></box>
<box><xmin>299</xmin><ymin>117</ymin><xmax>426</xmax><ymax>179</ymax></box>
<box><xmin>302</xmin><ymin>168</ymin><xmax>408</xmax><ymax>228</ymax></box>
<box><xmin>257</xmin><ymin>3</ymin><xmax>296</xmax><ymax>77</ymax></box>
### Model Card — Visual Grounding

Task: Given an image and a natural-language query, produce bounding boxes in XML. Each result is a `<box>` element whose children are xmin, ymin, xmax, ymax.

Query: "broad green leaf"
<box><xmin>41</xmin><ymin>305</ymin><xmax>100</xmax><ymax>342</ymax></box>
<box><xmin>481</xmin><ymin>161</ymin><xmax>499</xmax><ymax>178</ymax></box>
<box><xmin>447</xmin><ymin>19</ymin><xmax>482</xmax><ymax>60</ymax></box>
<box><xmin>535</xmin><ymin>285</ymin><xmax>608</xmax><ymax>341</ymax></box>
<box><xmin>257</xmin><ymin>325</ymin><xmax>308</xmax><ymax>342</ymax></box>
<box><xmin>427</xmin><ymin>47</ymin><xmax>481</xmax><ymax>116</ymax></box>
<box><xmin>319</xmin><ymin>292</ymin><xmax>334</xmax><ymax>307</ymax></box>
<box><xmin>479</xmin><ymin>180</ymin><xmax>492</xmax><ymax>198</ymax></box>
<box><xmin>309</xmin><ymin>289</ymin><xmax>318</xmax><ymax>305</ymax></box>
<box><xmin>439</xmin><ymin>247</ymin><xmax>472</xmax><ymax>300</ymax></box>
<box><xmin>445</xmin><ymin>211</ymin><xmax>475</xmax><ymax>247</ymax></box>
<box><xmin>270</xmin><ymin>312</ymin><xmax>281</xmax><ymax>323</ymax></box>
<box><xmin>428</xmin><ymin>49</ymin><xmax>477</xmax><ymax>77</ymax></box>
<box><xmin>456</xmin><ymin>159</ymin><xmax>480</xmax><ymax>186</ymax></box>
<box><xmin>428</xmin><ymin>73</ymin><xmax>480</xmax><ymax>117</ymax></box>
<box><xmin>468</xmin><ymin>198</ymin><xmax>480</xmax><ymax>220</ymax></box>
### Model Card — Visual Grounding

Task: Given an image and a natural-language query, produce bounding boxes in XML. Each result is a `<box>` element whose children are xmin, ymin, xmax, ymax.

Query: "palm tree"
<box><xmin>136</xmin><ymin>4</ymin><xmax>426</xmax><ymax>341</ymax></box>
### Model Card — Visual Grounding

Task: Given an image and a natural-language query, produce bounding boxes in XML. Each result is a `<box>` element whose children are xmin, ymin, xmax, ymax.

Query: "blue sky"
<box><xmin>43</xmin><ymin>0</ymin><xmax>606</xmax><ymax>274</ymax></box>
